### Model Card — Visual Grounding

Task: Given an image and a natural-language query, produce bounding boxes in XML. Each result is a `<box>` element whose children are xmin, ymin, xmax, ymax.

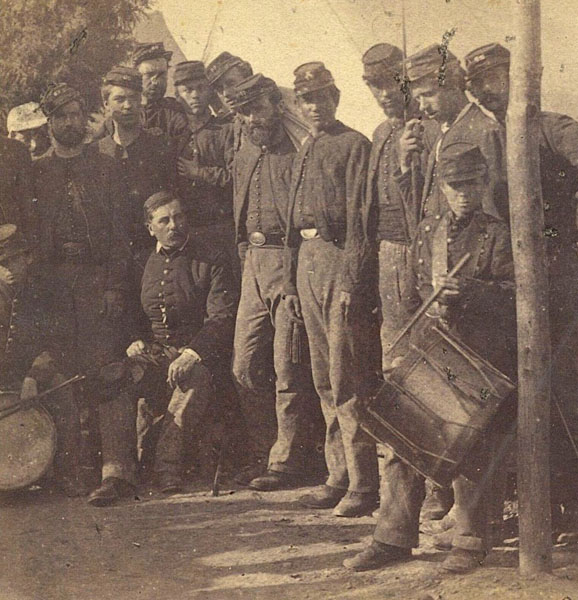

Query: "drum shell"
<box><xmin>0</xmin><ymin>392</ymin><xmax>57</xmax><ymax>491</ymax></box>
<box><xmin>360</xmin><ymin>325</ymin><xmax>516</xmax><ymax>487</ymax></box>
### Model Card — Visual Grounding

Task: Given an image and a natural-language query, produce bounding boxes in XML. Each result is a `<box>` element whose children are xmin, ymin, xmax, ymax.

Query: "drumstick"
<box><xmin>0</xmin><ymin>374</ymin><xmax>86</xmax><ymax>421</ymax></box>
<box><xmin>386</xmin><ymin>252</ymin><xmax>472</xmax><ymax>355</ymax></box>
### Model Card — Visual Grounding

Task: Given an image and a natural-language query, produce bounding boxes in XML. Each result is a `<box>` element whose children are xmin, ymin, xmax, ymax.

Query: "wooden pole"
<box><xmin>506</xmin><ymin>0</ymin><xmax>552</xmax><ymax>576</ymax></box>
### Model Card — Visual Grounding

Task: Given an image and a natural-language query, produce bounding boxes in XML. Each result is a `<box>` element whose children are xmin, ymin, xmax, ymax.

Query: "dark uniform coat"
<box><xmin>403</xmin><ymin>209</ymin><xmax>516</xmax><ymax>376</ymax></box>
<box><xmin>284</xmin><ymin>121</ymin><xmax>371</xmax><ymax>296</ymax></box>
<box><xmin>0</xmin><ymin>137</ymin><xmax>34</xmax><ymax>239</ymax></box>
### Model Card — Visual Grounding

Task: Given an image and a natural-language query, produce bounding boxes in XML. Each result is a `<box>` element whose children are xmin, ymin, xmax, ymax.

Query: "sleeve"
<box><xmin>543</xmin><ymin>113</ymin><xmax>578</xmax><ymax>168</ymax></box>
<box><xmin>103</xmin><ymin>162</ymin><xmax>133</xmax><ymax>295</ymax></box>
<box><xmin>193</xmin><ymin>129</ymin><xmax>233</xmax><ymax>189</ymax></box>
<box><xmin>168</xmin><ymin>111</ymin><xmax>190</xmax><ymax>139</ymax></box>
<box><xmin>188</xmin><ymin>257</ymin><xmax>238</xmax><ymax>363</ymax></box>
<box><xmin>400</xmin><ymin>229</ymin><xmax>424</xmax><ymax>320</ymax></box>
<box><xmin>340</xmin><ymin>135</ymin><xmax>371</xmax><ymax>294</ymax></box>
<box><xmin>481</xmin><ymin>124</ymin><xmax>509</xmax><ymax>223</ymax></box>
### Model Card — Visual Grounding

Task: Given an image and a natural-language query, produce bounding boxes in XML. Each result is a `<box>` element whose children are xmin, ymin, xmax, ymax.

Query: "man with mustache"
<box><xmin>33</xmin><ymin>83</ymin><xmax>131</xmax><ymax>482</ymax></box>
<box><xmin>398</xmin><ymin>44</ymin><xmax>507</xmax><ymax>223</ymax></box>
<box><xmin>173</xmin><ymin>61</ymin><xmax>237</xmax><ymax>277</ymax></box>
<box><xmin>133</xmin><ymin>42</ymin><xmax>189</xmax><ymax>139</ymax></box>
<box><xmin>227</xmin><ymin>74</ymin><xmax>314</xmax><ymax>490</ymax></box>
<box><xmin>344</xmin><ymin>144</ymin><xmax>517</xmax><ymax>573</ymax></box>
<box><xmin>88</xmin><ymin>192</ymin><xmax>237</xmax><ymax>504</ymax></box>
<box><xmin>465</xmin><ymin>42</ymin><xmax>578</xmax><ymax>542</ymax></box>
<box><xmin>284</xmin><ymin>63</ymin><xmax>379</xmax><ymax>517</ymax></box>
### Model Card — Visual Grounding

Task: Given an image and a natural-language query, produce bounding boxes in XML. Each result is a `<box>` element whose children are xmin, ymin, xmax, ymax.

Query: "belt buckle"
<box><xmin>249</xmin><ymin>231</ymin><xmax>266</xmax><ymax>246</ymax></box>
<box><xmin>300</xmin><ymin>228</ymin><xmax>318</xmax><ymax>240</ymax></box>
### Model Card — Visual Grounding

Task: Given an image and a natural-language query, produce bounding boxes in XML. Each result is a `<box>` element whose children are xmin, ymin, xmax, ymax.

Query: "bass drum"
<box><xmin>0</xmin><ymin>392</ymin><xmax>57</xmax><ymax>491</ymax></box>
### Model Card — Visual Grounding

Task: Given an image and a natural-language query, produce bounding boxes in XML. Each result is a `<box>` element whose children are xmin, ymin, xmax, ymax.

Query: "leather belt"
<box><xmin>248</xmin><ymin>231</ymin><xmax>285</xmax><ymax>247</ymax></box>
<box><xmin>299</xmin><ymin>228</ymin><xmax>320</xmax><ymax>240</ymax></box>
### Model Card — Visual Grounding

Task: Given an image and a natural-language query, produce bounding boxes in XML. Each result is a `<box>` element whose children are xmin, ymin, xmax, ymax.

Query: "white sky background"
<box><xmin>155</xmin><ymin>0</ymin><xmax>578</xmax><ymax>137</ymax></box>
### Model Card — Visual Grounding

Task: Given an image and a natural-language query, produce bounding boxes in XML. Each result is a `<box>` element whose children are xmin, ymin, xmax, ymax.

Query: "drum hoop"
<box><xmin>0</xmin><ymin>404</ymin><xmax>57</xmax><ymax>491</ymax></box>
<box><xmin>366</xmin><ymin>402</ymin><xmax>459</xmax><ymax>465</ymax></box>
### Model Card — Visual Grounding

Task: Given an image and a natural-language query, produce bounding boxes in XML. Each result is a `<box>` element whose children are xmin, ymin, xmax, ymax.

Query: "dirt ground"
<box><xmin>1</xmin><ymin>480</ymin><xmax>578</xmax><ymax>600</ymax></box>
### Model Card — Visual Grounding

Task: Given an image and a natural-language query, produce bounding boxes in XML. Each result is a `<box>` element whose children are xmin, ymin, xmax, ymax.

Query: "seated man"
<box><xmin>88</xmin><ymin>192</ymin><xmax>237</xmax><ymax>506</ymax></box>
<box><xmin>343</xmin><ymin>144</ymin><xmax>516</xmax><ymax>574</ymax></box>
<box><xmin>0</xmin><ymin>224</ymin><xmax>83</xmax><ymax>495</ymax></box>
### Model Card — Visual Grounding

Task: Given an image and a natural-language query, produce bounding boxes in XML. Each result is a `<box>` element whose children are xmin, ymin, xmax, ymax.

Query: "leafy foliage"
<box><xmin>0</xmin><ymin>0</ymin><xmax>152</xmax><ymax>129</ymax></box>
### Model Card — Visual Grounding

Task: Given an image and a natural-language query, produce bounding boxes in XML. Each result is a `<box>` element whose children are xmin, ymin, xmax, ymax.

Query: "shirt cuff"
<box><xmin>181</xmin><ymin>347</ymin><xmax>203</xmax><ymax>362</ymax></box>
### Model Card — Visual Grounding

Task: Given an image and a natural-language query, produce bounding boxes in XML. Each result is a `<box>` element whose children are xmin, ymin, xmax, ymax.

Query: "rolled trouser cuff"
<box><xmin>102</xmin><ymin>462</ymin><xmax>138</xmax><ymax>487</ymax></box>
<box><xmin>452</xmin><ymin>534</ymin><xmax>485</xmax><ymax>552</ymax></box>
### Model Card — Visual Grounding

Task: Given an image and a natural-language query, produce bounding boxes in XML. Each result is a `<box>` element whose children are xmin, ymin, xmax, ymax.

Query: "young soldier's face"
<box><xmin>147</xmin><ymin>199</ymin><xmax>188</xmax><ymax>249</ymax></box>
<box><xmin>440</xmin><ymin>178</ymin><xmax>484</xmax><ymax>219</ymax></box>
<box><xmin>176</xmin><ymin>79</ymin><xmax>212</xmax><ymax>115</ymax></box>
<box><xmin>0</xmin><ymin>253</ymin><xmax>30</xmax><ymax>289</ymax></box>
<box><xmin>366</xmin><ymin>76</ymin><xmax>405</xmax><ymax>119</ymax></box>
<box><xmin>104</xmin><ymin>86</ymin><xmax>141</xmax><ymax>127</ymax></box>
<box><xmin>138</xmin><ymin>58</ymin><xmax>168</xmax><ymax>102</ymax></box>
<box><xmin>49</xmin><ymin>101</ymin><xmax>87</xmax><ymax>147</ymax></box>
<box><xmin>468</xmin><ymin>66</ymin><xmax>510</xmax><ymax>119</ymax></box>
<box><xmin>297</xmin><ymin>88</ymin><xmax>339</xmax><ymax>132</ymax></box>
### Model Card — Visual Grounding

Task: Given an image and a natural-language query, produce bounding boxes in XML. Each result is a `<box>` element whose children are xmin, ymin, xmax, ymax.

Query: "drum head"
<box><xmin>0</xmin><ymin>404</ymin><xmax>57</xmax><ymax>490</ymax></box>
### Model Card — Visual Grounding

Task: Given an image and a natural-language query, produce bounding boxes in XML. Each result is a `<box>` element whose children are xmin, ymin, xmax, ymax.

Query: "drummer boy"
<box><xmin>0</xmin><ymin>224</ymin><xmax>84</xmax><ymax>496</ymax></box>
<box><xmin>343</xmin><ymin>143</ymin><xmax>517</xmax><ymax>574</ymax></box>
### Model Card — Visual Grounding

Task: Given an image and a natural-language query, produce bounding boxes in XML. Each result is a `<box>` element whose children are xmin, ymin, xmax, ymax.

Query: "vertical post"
<box><xmin>506</xmin><ymin>0</ymin><xmax>552</xmax><ymax>576</ymax></box>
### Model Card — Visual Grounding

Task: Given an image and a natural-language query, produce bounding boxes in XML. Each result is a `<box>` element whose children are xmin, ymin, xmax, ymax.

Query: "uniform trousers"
<box><xmin>233</xmin><ymin>246</ymin><xmax>312</xmax><ymax>474</ymax></box>
<box><xmin>99</xmin><ymin>344</ymin><xmax>215</xmax><ymax>485</ymax></box>
<box><xmin>374</xmin><ymin>431</ymin><xmax>508</xmax><ymax>552</ymax></box>
<box><xmin>40</xmin><ymin>372</ymin><xmax>82</xmax><ymax>483</ymax></box>
<box><xmin>296</xmin><ymin>237</ymin><xmax>378</xmax><ymax>493</ymax></box>
<box><xmin>377</xmin><ymin>240</ymin><xmax>411</xmax><ymax>371</ymax></box>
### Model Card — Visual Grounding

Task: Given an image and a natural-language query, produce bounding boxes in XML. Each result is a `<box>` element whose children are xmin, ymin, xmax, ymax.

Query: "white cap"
<box><xmin>7</xmin><ymin>102</ymin><xmax>47</xmax><ymax>134</ymax></box>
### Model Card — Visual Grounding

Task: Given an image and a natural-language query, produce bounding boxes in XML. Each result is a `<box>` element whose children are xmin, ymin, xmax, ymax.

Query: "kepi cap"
<box><xmin>293</xmin><ymin>62</ymin><xmax>336</xmax><ymax>96</ymax></box>
<box><xmin>227</xmin><ymin>74</ymin><xmax>279</xmax><ymax>110</ymax></box>
<box><xmin>464</xmin><ymin>43</ymin><xmax>510</xmax><ymax>82</ymax></box>
<box><xmin>132</xmin><ymin>42</ymin><xmax>172</xmax><ymax>67</ymax></box>
<box><xmin>102</xmin><ymin>66</ymin><xmax>142</xmax><ymax>92</ymax></box>
<box><xmin>7</xmin><ymin>102</ymin><xmax>47</xmax><ymax>133</ymax></box>
<box><xmin>40</xmin><ymin>83</ymin><xmax>83</xmax><ymax>117</ymax></box>
<box><xmin>404</xmin><ymin>43</ymin><xmax>459</xmax><ymax>82</ymax></box>
<box><xmin>205</xmin><ymin>52</ymin><xmax>245</xmax><ymax>85</ymax></box>
<box><xmin>173</xmin><ymin>61</ymin><xmax>207</xmax><ymax>86</ymax></box>
<box><xmin>362</xmin><ymin>43</ymin><xmax>403</xmax><ymax>83</ymax></box>
<box><xmin>438</xmin><ymin>143</ymin><xmax>488</xmax><ymax>183</ymax></box>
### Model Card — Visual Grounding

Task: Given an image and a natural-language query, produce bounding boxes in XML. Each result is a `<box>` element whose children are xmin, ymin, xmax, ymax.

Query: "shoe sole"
<box><xmin>343</xmin><ymin>555</ymin><xmax>412</xmax><ymax>571</ymax></box>
<box><xmin>87</xmin><ymin>496</ymin><xmax>117</xmax><ymax>507</ymax></box>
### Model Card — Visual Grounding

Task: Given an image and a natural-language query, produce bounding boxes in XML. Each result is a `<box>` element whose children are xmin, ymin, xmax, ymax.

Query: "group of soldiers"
<box><xmin>2</xmin><ymin>37</ymin><xmax>578</xmax><ymax>577</ymax></box>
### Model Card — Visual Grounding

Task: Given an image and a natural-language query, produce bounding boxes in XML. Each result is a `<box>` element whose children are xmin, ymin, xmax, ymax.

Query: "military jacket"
<box><xmin>0</xmin><ymin>282</ymin><xmax>58</xmax><ymax>388</ymax></box>
<box><xmin>0</xmin><ymin>137</ymin><xmax>34</xmax><ymax>240</ymax></box>
<box><xmin>284</xmin><ymin>121</ymin><xmax>371</xmax><ymax>295</ymax></box>
<box><xmin>141</xmin><ymin>97</ymin><xmax>189</xmax><ymax>139</ymax></box>
<box><xmin>175</xmin><ymin>115</ymin><xmax>234</xmax><ymax>227</ymax></box>
<box><xmin>140</xmin><ymin>238</ymin><xmax>237</xmax><ymax>366</ymax></box>
<box><xmin>232</xmin><ymin>126</ymin><xmax>296</xmax><ymax>244</ymax></box>
<box><xmin>98</xmin><ymin>129</ymin><xmax>175</xmax><ymax>248</ymax></box>
<box><xmin>403</xmin><ymin>210</ymin><xmax>516</xmax><ymax>374</ymax></box>
<box><xmin>32</xmin><ymin>146</ymin><xmax>130</xmax><ymax>293</ymax></box>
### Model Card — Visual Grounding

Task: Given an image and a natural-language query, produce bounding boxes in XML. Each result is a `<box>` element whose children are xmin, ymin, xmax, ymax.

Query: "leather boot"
<box><xmin>299</xmin><ymin>485</ymin><xmax>346</xmax><ymax>509</ymax></box>
<box><xmin>333</xmin><ymin>491</ymin><xmax>378</xmax><ymax>517</ymax></box>
<box><xmin>343</xmin><ymin>541</ymin><xmax>411</xmax><ymax>571</ymax></box>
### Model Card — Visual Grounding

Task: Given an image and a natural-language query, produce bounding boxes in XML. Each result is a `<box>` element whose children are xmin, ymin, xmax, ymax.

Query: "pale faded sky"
<box><xmin>154</xmin><ymin>0</ymin><xmax>578</xmax><ymax>136</ymax></box>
